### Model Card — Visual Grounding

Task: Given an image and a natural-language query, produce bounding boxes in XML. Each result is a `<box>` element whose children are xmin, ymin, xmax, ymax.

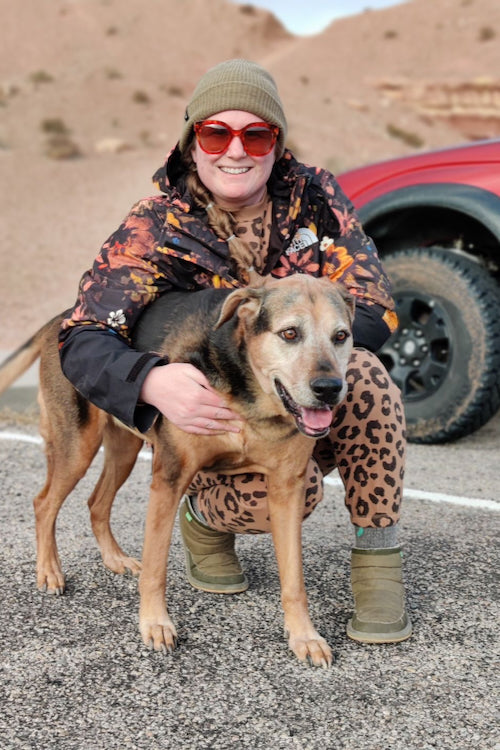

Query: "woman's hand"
<box><xmin>140</xmin><ymin>363</ymin><xmax>243</xmax><ymax>435</ymax></box>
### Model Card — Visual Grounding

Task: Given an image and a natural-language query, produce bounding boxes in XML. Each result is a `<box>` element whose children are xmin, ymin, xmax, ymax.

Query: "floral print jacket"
<box><xmin>59</xmin><ymin>148</ymin><xmax>397</xmax><ymax>430</ymax></box>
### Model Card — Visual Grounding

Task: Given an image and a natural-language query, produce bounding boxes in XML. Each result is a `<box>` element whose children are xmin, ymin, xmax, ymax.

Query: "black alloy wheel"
<box><xmin>378</xmin><ymin>247</ymin><xmax>500</xmax><ymax>443</ymax></box>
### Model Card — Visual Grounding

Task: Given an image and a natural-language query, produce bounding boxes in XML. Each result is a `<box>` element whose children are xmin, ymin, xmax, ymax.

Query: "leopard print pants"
<box><xmin>188</xmin><ymin>348</ymin><xmax>406</xmax><ymax>534</ymax></box>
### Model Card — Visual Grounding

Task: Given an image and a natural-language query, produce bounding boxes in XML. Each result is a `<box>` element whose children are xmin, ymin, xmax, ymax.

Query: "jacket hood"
<box><xmin>152</xmin><ymin>144</ymin><xmax>186</xmax><ymax>196</ymax></box>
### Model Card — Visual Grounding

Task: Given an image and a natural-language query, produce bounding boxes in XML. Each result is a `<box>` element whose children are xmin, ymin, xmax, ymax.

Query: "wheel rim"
<box><xmin>379</xmin><ymin>291</ymin><xmax>453</xmax><ymax>402</ymax></box>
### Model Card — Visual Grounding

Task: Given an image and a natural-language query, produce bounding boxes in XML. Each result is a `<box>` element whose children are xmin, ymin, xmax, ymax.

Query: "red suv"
<box><xmin>337</xmin><ymin>139</ymin><xmax>500</xmax><ymax>443</ymax></box>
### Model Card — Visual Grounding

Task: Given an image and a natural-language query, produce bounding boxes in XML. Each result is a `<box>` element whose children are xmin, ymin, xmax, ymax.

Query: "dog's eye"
<box><xmin>280</xmin><ymin>327</ymin><xmax>299</xmax><ymax>342</ymax></box>
<box><xmin>333</xmin><ymin>330</ymin><xmax>350</xmax><ymax>344</ymax></box>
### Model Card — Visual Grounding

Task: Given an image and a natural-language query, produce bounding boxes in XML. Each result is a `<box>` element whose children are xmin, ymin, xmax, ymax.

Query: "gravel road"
<box><xmin>0</xmin><ymin>400</ymin><xmax>498</xmax><ymax>750</ymax></box>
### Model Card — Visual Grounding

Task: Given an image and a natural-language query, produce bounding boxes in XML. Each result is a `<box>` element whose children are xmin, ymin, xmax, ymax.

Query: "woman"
<box><xmin>59</xmin><ymin>59</ymin><xmax>411</xmax><ymax>644</ymax></box>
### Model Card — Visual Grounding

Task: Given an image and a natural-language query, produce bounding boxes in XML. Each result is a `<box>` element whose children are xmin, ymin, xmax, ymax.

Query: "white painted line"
<box><xmin>402</xmin><ymin>487</ymin><xmax>499</xmax><ymax>510</ymax></box>
<box><xmin>1</xmin><ymin>430</ymin><xmax>498</xmax><ymax>511</ymax></box>
<box><xmin>324</xmin><ymin>475</ymin><xmax>499</xmax><ymax>511</ymax></box>
<box><xmin>0</xmin><ymin>431</ymin><xmax>42</xmax><ymax>445</ymax></box>
<box><xmin>0</xmin><ymin>430</ymin><xmax>153</xmax><ymax>459</ymax></box>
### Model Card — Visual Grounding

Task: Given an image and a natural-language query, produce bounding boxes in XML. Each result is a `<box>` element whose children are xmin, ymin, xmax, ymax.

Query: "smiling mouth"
<box><xmin>274</xmin><ymin>379</ymin><xmax>333</xmax><ymax>438</ymax></box>
<box><xmin>219</xmin><ymin>167</ymin><xmax>251</xmax><ymax>174</ymax></box>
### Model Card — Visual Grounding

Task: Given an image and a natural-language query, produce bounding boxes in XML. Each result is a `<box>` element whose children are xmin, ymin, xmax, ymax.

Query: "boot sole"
<box><xmin>346</xmin><ymin>618</ymin><xmax>413</xmax><ymax>644</ymax></box>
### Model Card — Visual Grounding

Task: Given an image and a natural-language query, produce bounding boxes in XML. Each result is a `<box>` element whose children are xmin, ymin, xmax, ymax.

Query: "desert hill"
<box><xmin>1</xmin><ymin>0</ymin><xmax>499</xmax><ymax>348</ymax></box>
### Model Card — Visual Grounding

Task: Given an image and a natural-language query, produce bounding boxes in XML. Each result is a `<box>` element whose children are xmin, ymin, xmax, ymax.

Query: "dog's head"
<box><xmin>216</xmin><ymin>274</ymin><xmax>355</xmax><ymax>438</ymax></box>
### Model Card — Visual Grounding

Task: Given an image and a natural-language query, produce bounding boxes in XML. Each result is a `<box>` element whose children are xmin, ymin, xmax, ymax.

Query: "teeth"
<box><xmin>220</xmin><ymin>167</ymin><xmax>250</xmax><ymax>174</ymax></box>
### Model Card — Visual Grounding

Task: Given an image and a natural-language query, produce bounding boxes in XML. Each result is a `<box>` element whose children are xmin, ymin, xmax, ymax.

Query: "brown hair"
<box><xmin>182</xmin><ymin>147</ymin><xmax>263</xmax><ymax>280</ymax></box>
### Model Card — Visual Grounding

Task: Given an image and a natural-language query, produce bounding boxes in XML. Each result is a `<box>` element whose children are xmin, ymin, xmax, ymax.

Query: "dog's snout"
<box><xmin>310</xmin><ymin>377</ymin><xmax>343</xmax><ymax>404</ymax></box>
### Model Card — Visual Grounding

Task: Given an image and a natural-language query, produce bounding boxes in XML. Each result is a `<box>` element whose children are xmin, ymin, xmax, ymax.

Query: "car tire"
<box><xmin>378</xmin><ymin>247</ymin><xmax>500</xmax><ymax>443</ymax></box>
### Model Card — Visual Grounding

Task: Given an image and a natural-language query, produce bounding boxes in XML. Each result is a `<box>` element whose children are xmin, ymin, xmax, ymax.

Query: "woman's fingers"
<box><xmin>140</xmin><ymin>363</ymin><xmax>243</xmax><ymax>434</ymax></box>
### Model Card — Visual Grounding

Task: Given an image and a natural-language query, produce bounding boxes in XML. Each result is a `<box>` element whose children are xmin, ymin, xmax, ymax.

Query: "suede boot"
<box><xmin>347</xmin><ymin>547</ymin><xmax>412</xmax><ymax>643</ymax></box>
<box><xmin>179</xmin><ymin>496</ymin><xmax>248</xmax><ymax>594</ymax></box>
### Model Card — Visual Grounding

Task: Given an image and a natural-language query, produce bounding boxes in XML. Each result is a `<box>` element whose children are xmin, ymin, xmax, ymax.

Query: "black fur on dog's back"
<box><xmin>132</xmin><ymin>289</ymin><xmax>232</xmax><ymax>353</ymax></box>
<box><xmin>131</xmin><ymin>288</ymin><xmax>256</xmax><ymax>401</ymax></box>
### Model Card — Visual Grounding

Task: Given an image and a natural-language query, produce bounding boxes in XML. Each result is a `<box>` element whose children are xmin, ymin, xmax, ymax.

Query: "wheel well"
<box><xmin>363</xmin><ymin>206</ymin><xmax>500</xmax><ymax>282</ymax></box>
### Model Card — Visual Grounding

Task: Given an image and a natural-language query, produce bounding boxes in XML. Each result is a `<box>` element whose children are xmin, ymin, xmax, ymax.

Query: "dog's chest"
<box><xmin>200</xmin><ymin>423</ymin><xmax>308</xmax><ymax>475</ymax></box>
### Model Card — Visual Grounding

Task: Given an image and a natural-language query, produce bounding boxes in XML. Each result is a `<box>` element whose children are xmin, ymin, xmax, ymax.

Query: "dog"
<box><xmin>0</xmin><ymin>273</ymin><xmax>354</xmax><ymax>667</ymax></box>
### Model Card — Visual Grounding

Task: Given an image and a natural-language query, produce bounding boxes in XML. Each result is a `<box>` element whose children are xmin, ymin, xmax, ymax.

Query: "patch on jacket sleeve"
<box><xmin>107</xmin><ymin>309</ymin><xmax>126</xmax><ymax>328</ymax></box>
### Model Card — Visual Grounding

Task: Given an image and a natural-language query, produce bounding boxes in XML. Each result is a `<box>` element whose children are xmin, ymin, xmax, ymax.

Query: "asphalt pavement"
<box><xmin>0</xmin><ymin>386</ymin><xmax>499</xmax><ymax>750</ymax></box>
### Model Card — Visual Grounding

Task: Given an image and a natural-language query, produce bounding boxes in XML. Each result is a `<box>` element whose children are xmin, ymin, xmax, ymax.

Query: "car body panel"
<box><xmin>337</xmin><ymin>139</ymin><xmax>500</xmax><ymax>206</ymax></box>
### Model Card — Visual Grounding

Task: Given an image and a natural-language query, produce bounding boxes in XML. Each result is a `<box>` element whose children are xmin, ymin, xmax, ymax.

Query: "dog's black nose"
<box><xmin>310</xmin><ymin>377</ymin><xmax>343</xmax><ymax>404</ymax></box>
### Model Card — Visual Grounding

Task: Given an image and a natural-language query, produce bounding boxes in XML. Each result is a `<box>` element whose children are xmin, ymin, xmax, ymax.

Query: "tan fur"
<box><xmin>0</xmin><ymin>275</ymin><xmax>354</xmax><ymax>667</ymax></box>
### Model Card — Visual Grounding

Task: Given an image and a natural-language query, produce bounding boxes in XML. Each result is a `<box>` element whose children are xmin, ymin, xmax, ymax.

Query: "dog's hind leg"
<box><xmin>34</xmin><ymin>390</ymin><xmax>106</xmax><ymax>595</ymax></box>
<box><xmin>138</xmin><ymin>434</ymin><xmax>193</xmax><ymax>653</ymax></box>
<box><xmin>87</xmin><ymin>418</ymin><xmax>143</xmax><ymax>576</ymax></box>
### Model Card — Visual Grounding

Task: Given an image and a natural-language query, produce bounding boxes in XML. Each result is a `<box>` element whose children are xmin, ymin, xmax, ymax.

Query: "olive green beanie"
<box><xmin>180</xmin><ymin>59</ymin><xmax>287</xmax><ymax>158</ymax></box>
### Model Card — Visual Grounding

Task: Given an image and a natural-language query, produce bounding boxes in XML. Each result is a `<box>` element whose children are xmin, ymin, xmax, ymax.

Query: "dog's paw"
<box><xmin>103</xmin><ymin>551</ymin><xmax>142</xmax><ymax>577</ymax></box>
<box><xmin>37</xmin><ymin>564</ymin><xmax>66</xmax><ymax>596</ymax></box>
<box><xmin>288</xmin><ymin>631</ymin><xmax>333</xmax><ymax>669</ymax></box>
<box><xmin>140</xmin><ymin>617</ymin><xmax>178</xmax><ymax>654</ymax></box>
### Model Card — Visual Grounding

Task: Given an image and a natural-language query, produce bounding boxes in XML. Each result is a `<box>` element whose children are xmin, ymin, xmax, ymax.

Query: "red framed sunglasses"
<box><xmin>194</xmin><ymin>120</ymin><xmax>279</xmax><ymax>156</ymax></box>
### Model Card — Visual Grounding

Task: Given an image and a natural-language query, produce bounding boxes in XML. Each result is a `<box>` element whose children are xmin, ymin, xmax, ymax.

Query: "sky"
<box><xmin>233</xmin><ymin>0</ymin><xmax>405</xmax><ymax>36</ymax></box>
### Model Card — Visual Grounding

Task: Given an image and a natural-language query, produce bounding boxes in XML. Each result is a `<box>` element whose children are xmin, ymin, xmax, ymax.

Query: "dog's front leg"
<box><xmin>138</xmin><ymin>453</ymin><xmax>180</xmax><ymax>653</ymax></box>
<box><xmin>268</xmin><ymin>474</ymin><xmax>332</xmax><ymax>668</ymax></box>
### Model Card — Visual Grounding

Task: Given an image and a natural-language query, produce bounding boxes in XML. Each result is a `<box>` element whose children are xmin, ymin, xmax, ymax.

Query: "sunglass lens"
<box><xmin>242</xmin><ymin>127</ymin><xmax>275</xmax><ymax>155</ymax></box>
<box><xmin>198</xmin><ymin>124</ymin><xmax>231</xmax><ymax>153</ymax></box>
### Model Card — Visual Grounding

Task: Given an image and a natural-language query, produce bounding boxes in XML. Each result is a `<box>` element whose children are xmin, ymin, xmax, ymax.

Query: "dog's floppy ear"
<box><xmin>247</xmin><ymin>268</ymin><xmax>267</xmax><ymax>288</ymax></box>
<box><xmin>215</xmin><ymin>270</ymin><xmax>270</xmax><ymax>327</ymax></box>
<box><xmin>215</xmin><ymin>286</ymin><xmax>264</xmax><ymax>328</ymax></box>
<box><xmin>339</xmin><ymin>286</ymin><xmax>356</xmax><ymax>322</ymax></box>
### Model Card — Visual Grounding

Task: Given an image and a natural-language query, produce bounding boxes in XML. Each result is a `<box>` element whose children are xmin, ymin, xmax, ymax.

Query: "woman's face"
<box><xmin>191</xmin><ymin>110</ymin><xmax>277</xmax><ymax>210</ymax></box>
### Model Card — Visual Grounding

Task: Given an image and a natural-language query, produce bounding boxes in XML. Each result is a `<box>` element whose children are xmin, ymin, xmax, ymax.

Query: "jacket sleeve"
<box><xmin>60</xmin><ymin>199</ymin><xmax>178</xmax><ymax>342</ymax></box>
<box><xmin>59</xmin><ymin>325</ymin><xmax>167</xmax><ymax>432</ymax></box>
<box><xmin>353</xmin><ymin>301</ymin><xmax>392</xmax><ymax>352</ymax></box>
<box><xmin>313</xmin><ymin>169</ymin><xmax>398</xmax><ymax>338</ymax></box>
<box><xmin>59</xmin><ymin>198</ymin><xmax>177</xmax><ymax>431</ymax></box>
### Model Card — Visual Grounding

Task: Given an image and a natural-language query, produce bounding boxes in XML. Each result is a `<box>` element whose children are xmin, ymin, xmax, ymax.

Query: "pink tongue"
<box><xmin>300</xmin><ymin>407</ymin><xmax>333</xmax><ymax>431</ymax></box>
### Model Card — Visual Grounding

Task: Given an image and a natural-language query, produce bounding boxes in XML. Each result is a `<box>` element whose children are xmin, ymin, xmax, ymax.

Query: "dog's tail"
<box><xmin>0</xmin><ymin>316</ymin><xmax>61</xmax><ymax>396</ymax></box>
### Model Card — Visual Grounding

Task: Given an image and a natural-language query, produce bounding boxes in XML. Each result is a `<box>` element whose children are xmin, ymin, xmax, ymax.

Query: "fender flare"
<box><xmin>357</xmin><ymin>183</ymin><xmax>500</xmax><ymax>243</ymax></box>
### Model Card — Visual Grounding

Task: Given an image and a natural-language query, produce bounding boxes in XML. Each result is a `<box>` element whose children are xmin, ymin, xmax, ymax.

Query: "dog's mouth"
<box><xmin>274</xmin><ymin>379</ymin><xmax>333</xmax><ymax>438</ymax></box>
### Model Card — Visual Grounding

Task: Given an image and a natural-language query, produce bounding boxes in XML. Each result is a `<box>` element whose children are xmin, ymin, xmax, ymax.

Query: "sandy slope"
<box><xmin>1</xmin><ymin>0</ymin><xmax>499</xmax><ymax>348</ymax></box>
